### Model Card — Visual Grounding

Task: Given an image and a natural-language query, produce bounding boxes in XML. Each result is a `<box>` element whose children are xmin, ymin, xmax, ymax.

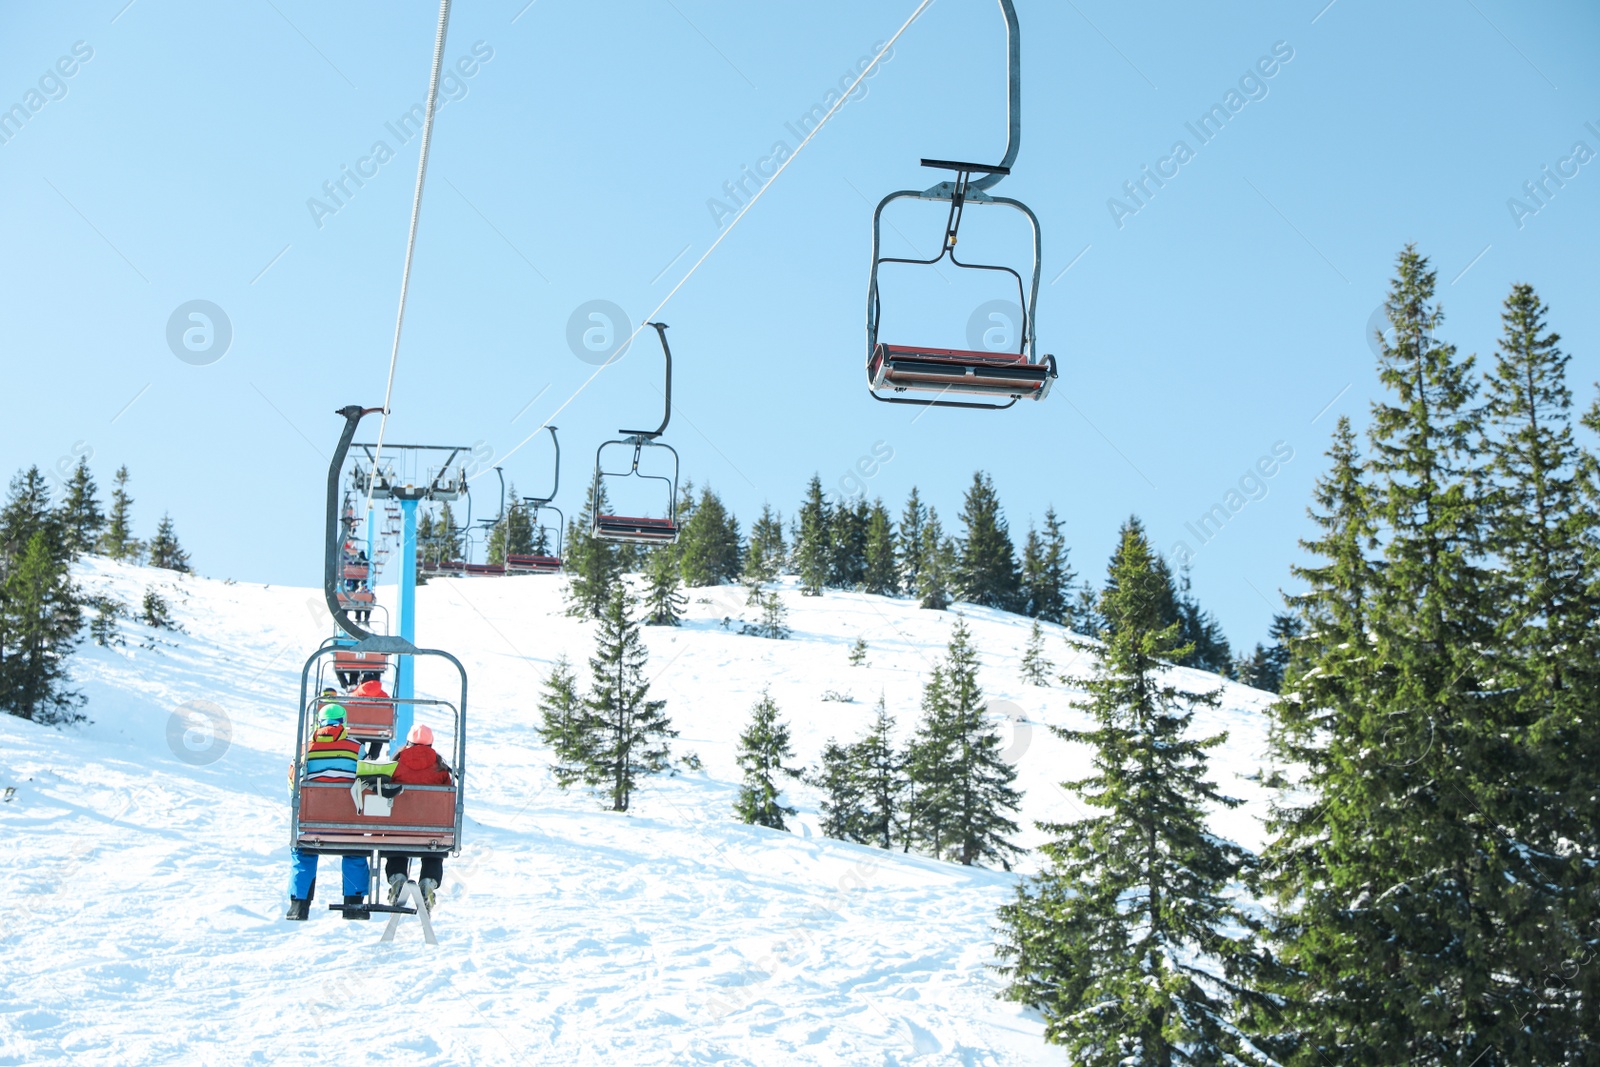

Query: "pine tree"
<box><xmin>916</xmin><ymin>508</ymin><xmax>955</xmax><ymax>611</ymax></box>
<box><xmin>146</xmin><ymin>513</ymin><xmax>191</xmax><ymax>573</ymax></box>
<box><xmin>954</xmin><ymin>472</ymin><xmax>1020</xmax><ymax>610</ymax></box>
<box><xmin>535</xmin><ymin>655</ymin><xmax>588</xmax><ymax>788</ymax></box>
<box><xmin>486</xmin><ymin>483</ymin><xmax>535</xmax><ymax>565</ymax></box>
<box><xmin>1068</xmin><ymin>581</ymin><xmax>1103</xmax><ymax>638</ymax></box>
<box><xmin>1260</xmin><ymin>248</ymin><xmax>1530</xmax><ymax>1064</ymax></box>
<box><xmin>1020</xmin><ymin>510</ymin><xmax>1078</xmax><ymax>621</ymax></box>
<box><xmin>996</xmin><ymin>518</ymin><xmax>1267</xmax><ymax>1064</ymax></box>
<box><xmin>1174</xmin><ymin>569</ymin><xmax>1230</xmax><ymax>674</ymax></box>
<box><xmin>1019</xmin><ymin>620</ymin><xmax>1052</xmax><ymax>686</ymax></box>
<box><xmin>742</xmin><ymin>503</ymin><xmax>787</xmax><ymax>586</ymax></box>
<box><xmin>88</xmin><ymin>596</ymin><xmax>123</xmax><ymax>648</ymax></box>
<box><xmin>813</xmin><ymin>739</ymin><xmax>868</xmax><ymax>842</ymax></box>
<box><xmin>1477</xmin><ymin>282</ymin><xmax>1598</xmax><ymax>1053</ymax></box>
<box><xmin>643</xmin><ymin>546</ymin><xmax>686</xmax><ymax>626</ymax></box>
<box><xmin>679</xmin><ymin>486</ymin><xmax>741</xmax><ymax>587</ymax></box>
<box><xmin>0</xmin><ymin>530</ymin><xmax>84</xmax><ymax>723</ymax></box>
<box><xmin>898</xmin><ymin>487</ymin><xmax>927</xmax><ymax>594</ymax></box>
<box><xmin>1234</xmin><ymin>612</ymin><xmax>1301</xmax><ymax>693</ymax></box>
<box><xmin>733</xmin><ymin>690</ymin><xmax>800</xmax><ymax>829</ymax></box>
<box><xmin>854</xmin><ymin>694</ymin><xmax>903</xmax><ymax>850</ymax></box>
<box><xmin>2</xmin><ymin>467</ymin><xmax>64</xmax><ymax>564</ymax></box>
<box><xmin>847</xmin><ymin>637</ymin><xmax>869</xmax><ymax>667</ymax></box>
<box><xmin>794</xmin><ymin>475</ymin><xmax>832</xmax><ymax>596</ymax></box>
<box><xmin>141</xmin><ymin>587</ymin><xmax>173</xmax><ymax>629</ymax></box>
<box><xmin>416</xmin><ymin>509</ymin><xmax>437</xmax><ymax>569</ymax></box>
<box><xmin>829</xmin><ymin>497</ymin><xmax>869</xmax><ymax>589</ymax></box>
<box><xmin>565</xmin><ymin>481</ymin><xmax>622</xmax><ymax>619</ymax></box>
<box><xmin>97</xmin><ymin>466</ymin><xmax>142</xmax><ymax>562</ymax></box>
<box><xmin>434</xmin><ymin>502</ymin><xmax>464</xmax><ymax>562</ymax></box>
<box><xmin>861</xmin><ymin>498</ymin><xmax>897</xmax><ymax>595</ymax></box>
<box><xmin>57</xmin><ymin>458</ymin><xmax>104</xmax><ymax>559</ymax></box>
<box><xmin>904</xmin><ymin>618</ymin><xmax>1021</xmax><ymax>866</ymax></box>
<box><xmin>577</xmin><ymin>585</ymin><xmax>675</xmax><ymax>811</ymax></box>
<box><xmin>743</xmin><ymin>589</ymin><xmax>790</xmax><ymax>640</ymax></box>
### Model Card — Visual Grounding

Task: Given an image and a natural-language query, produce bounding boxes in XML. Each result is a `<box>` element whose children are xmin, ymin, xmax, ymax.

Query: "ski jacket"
<box><xmin>392</xmin><ymin>744</ymin><xmax>452</xmax><ymax>786</ymax></box>
<box><xmin>352</xmin><ymin>679</ymin><xmax>389</xmax><ymax>699</ymax></box>
<box><xmin>303</xmin><ymin>724</ymin><xmax>361</xmax><ymax>782</ymax></box>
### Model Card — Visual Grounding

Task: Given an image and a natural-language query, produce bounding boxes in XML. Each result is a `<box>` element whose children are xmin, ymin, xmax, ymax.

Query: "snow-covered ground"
<box><xmin>0</xmin><ymin>558</ymin><xmax>1278</xmax><ymax>1066</ymax></box>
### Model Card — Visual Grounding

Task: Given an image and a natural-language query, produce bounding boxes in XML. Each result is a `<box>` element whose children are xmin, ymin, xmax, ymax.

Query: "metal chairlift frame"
<box><xmin>509</xmin><ymin>426</ymin><xmax>565</xmax><ymax>570</ymax></box>
<box><xmin>865</xmin><ymin>0</ymin><xmax>1057</xmax><ymax>410</ymax></box>
<box><xmin>297</xmin><ymin>406</ymin><xmax>470</xmax><ymax>915</ymax></box>
<box><xmin>592</xmin><ymin>323</ymin><xmax>681</xmax><ymax>545</ymax></box>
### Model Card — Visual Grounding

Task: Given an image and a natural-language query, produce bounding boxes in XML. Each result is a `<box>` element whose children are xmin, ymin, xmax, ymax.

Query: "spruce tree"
<box><xmin>2</xmin><ymin>468</ymin><xmax>64</xmax><ymax>564</ymax></box>
<box><xmin>486</xmin><ymin>483</ymin><xmax>535</xmax><ymax>564</ymax></box>
<box><xmin>57</xmin><ymin>458</ymin><xmax>104</xmax><ymax>559</ymax></box>
<box><xmin>643</xmin><ymin>547</ymin><xmax>686</xmax><ymax>626</ymax></box>
<box><xmin>853</xmin><ymin>694</ymin><xmax>903</xmax><ymax>849</ymax></box>
<box><xmin>733</xmin><ymin>690</ymin><xmax>800</xmax><ymax>830</ymax></box>
<box><xmin>904</xmin><ymin>618</ymin><xmax>1021</xmax><ymax>866</ymax></box>
<box><xmin>88</xmin><ymin>596</ymin><xmax>123</xmax><ymax>648</ymax></box>
<box><xmin>861</xmin><ymin>499</ymin><xmax>898</xmax><ymax>595</ymax></box>
<box><xmin>146</xmin><ymin>513</ymin><xmax>191</xmax><ymax>573</ymax></box>
<box><xmin>434</xmin><ymin>501</ymin><xmax>464</xmax><ymax>561</ymax></box>
<box><xmin>829</xmin><ymin>497</ymin><xmax>869</xmax><ymax>589</ymax></box>
<box><xmin>97</xmin><ymin>466</ymin><xmax>142</xmax><ymax>562</ymax></box>
<box><xmin>1174</xmin><ymin>570</ymin><xmax>1230</xmax><ymax>674</ymax></box>
<box><xmin>794</xmin><ymin>475</ymin><xmax>832</xmax><ymax>596</ymax></box>
<box><xmin>565</xmin><ymin>481</ymin><xmax>622</xmax><ymax>619</ymax></box>
<box><xmin>996</xmin><ymin>518</ymin><xmax>1267</xmax><ymax>1065</ymax></box>
<box><xmin>743</xmin><ymin>589</ymin><xmax>790</xmax><ymax>640</ymax></box>
<box><xmin>916</xmin><ymin>508</ymin><xmax>955</xmax><ymax>611</ymax></box>
<box><xmin>742</xmin><ymin>503</ymin><xmax>787</xmax><ymax>586</ymax></box>
<box><xmin>0</xmin><ymin>531</ymin><xmax>84</xmax><ymax>723</ymax></box>
<box><xmin>1478</xmin><ymin>282</ymin><xmax>1598</xmax><ymax>1052</ymax></box>
<box><xmin>1019</xmin><ymin>620</ymin><xmax>1052</xmax><ymax>686</ymax></box>
<box><xmin>678</xmin><ymin>486</ymin><xmax>741</xmax><ymax>587</ymax></box>
<box><xmin>1019</xmin><ymin>510</ymin><xmax>1077</xmax><ymax>621</ymax></box>
<box><xmin>955</xmin><ymin>472</ymin><xmax>1020</xmax><ymax>611</ymax></box>
<box><xmin>847</xmin><ymin>637</ymin><xmax>868</xmax><ymax>667</ymax></box>
<box><xmin>898</xmin><ymin>487</ymin><xmax>927</xmax><ymax>593</ymax></box>
<box><xmin>813</xmin><ymin>739</ymin><xmax>868</xmax><ymax>842</ymax></box>
<box><xmin>577</xmin><ymin>585</ymin><xmax>675</xmax><ymax>811</ymax></box>
<box><xmin>535</xmin><ymin>655</ymin><xmax>588</xmax><ymax>788</ymax></box>
<box><xmin>1260</xmin><ymin>249</ymin><xmax>1534</xmax><ymax>1064</ymax></box>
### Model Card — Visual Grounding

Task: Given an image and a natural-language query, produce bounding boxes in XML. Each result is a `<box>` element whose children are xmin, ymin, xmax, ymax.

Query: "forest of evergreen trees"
<box><xmin>0</xmin><ymin>461</ymin><xmax>189</xmax><ymax>724</ymax></box>
<box><xmin>994</xmin><ymin>249</ymin><xmax>1600</xmax><ymax>1063</ymax></box>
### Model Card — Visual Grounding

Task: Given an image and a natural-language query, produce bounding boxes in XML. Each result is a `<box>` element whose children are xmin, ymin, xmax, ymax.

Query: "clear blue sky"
<box><xmin>3</xmin><ymin>0</ymin><xmax>1597</xmax><ymax>650</ymax></box>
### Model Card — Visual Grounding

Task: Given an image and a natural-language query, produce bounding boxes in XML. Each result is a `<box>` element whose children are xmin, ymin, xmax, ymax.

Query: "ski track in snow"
<box><xmin>0</xmin><ymin>559</ymin><xmax>1278</xmax><ymax>1066</ymax></box>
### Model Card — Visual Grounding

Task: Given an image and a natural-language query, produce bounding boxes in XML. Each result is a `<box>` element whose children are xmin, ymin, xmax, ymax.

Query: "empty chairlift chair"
<box><xmin>593</xmin><ymin>323</ymin><xmax>681</xmax><ymax>545</ymax></box>
<box><xmin>865</xmin><ymin>0</ymin><xmax>1057</xmax><ymax>411</ymax></box>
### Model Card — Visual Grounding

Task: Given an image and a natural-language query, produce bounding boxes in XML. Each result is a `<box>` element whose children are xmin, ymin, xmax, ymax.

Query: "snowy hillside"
<box><xmin>1</xmin><ymin>559</ymin><xmax>1278</xmax><ymax>1066</ymax></box>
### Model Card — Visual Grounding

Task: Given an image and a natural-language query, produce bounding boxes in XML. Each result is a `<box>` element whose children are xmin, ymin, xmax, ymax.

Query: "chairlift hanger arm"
<box><xmin>618</xmin><ymin>322</ymin><xmax>672</xmax><ymax>440</ymax></box>
<box><xmin>326</xmin><ymin>406</ymin><xmax>386</xmax><ymax>642</ymax></box>
<box><xmin>969</xmin><ymin>0</ymin><xmax>1020</xmax><ymax>193</ymax></box>
<box><xmin>523</xmin><ymin>426</ymin><xmax>560</xmax><ymax>506</ymax></box>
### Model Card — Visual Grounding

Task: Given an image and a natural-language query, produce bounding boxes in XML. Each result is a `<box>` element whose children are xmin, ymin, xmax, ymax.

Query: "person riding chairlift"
<box><xmin>285</xmin><ymin>704</ymin><xmax>370</xmax><ymax>922</ymax></box>
<box><xmin>359</xmin><ymin>723</ymin><xmax>453</xmax><ymax>912</ymax></box>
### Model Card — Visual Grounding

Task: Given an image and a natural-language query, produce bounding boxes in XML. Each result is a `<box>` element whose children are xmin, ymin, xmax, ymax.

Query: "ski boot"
<box><xmin>387</xmin><ymin>872</ymin><xmax>407</xmax><ymax>906</ymax></box>
<box><xmin>342</xmin><ymin>894</ymin><xmax>369</xmax><ymax>920</ymax></box>
<box><xmin>285</xmin><ymin>898</ymin><xmax>310</xmax><ymax>921</ymax></box>
<box><xmin>419</xmin><ymin>878</ymin><xmax>438</xmax><ymax>912</ymax></box>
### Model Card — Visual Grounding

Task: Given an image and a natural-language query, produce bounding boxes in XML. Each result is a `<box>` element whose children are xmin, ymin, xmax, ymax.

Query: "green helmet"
<box><xmin>320</xmin><ymin>703</ymin><xmax>347</xmax><ymax>724</ymax></box>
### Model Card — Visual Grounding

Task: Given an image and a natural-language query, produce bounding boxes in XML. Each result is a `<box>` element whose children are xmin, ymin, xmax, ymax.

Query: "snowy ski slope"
<box><xmin>1</xmin><ymin>558</ymin><xmax>1278</xmax><ymax>1066</ymax></box>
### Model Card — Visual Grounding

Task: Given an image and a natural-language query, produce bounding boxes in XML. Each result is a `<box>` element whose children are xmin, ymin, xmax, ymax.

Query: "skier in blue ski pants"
<box><xmin>286</xmin><ymin>705</ymin><xmax>371</xmax><ymax>921</ymax></box>
<box><xmin>289</xmin><ymin>850</ymin><xmax>368</xmax><ymax>901</ymax></box>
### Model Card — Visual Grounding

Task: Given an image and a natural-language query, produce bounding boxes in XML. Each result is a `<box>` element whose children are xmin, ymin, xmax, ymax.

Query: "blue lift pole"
<box><xmin>393</xmin><ymin>495</ymin><xmax>420</xmax><ymax>750</ymax></box>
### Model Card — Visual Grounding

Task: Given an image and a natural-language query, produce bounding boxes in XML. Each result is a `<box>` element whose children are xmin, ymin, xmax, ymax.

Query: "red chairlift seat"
<box><xmin>333</xmin><ymin>649</ymin><xmax>387</xmax><ymax>673</ymax></box>
<box><xmin>505</xmin><ymin>553</ymin><xmax>563</xmax><ymax>574</ymax></box>
<box><xmin>462</xmin><ymin>562</ymin><xmax>505</xmax><ymax>577</ymax></box>
<box><xmin>341</xmin><ymin>697</ymin><xmax>395</xmax><ymax>742</ymax></box>
<box><xmin>595</xmin><ymin>514</ymin><xmax>679</xmax><ymax>544</ymax></box>
<box><xmin>295</xmin><ymin>781</ymin><xmax>457</xmax><ymax>852</ymax></box>
<box><xmin>868</xmin><ymin>343</ymin><xmax>1055</xmax><ymax>400</ymax></box>
<box><xmin>341</xmin><ymin>563</ymin><xmax>369</xmax><ymax>581</ymax></box>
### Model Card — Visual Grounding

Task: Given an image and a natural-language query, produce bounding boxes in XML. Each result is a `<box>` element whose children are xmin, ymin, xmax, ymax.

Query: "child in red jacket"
<box><xmin>382</xmin><ymin>723</ymin><xmax>453</xmax><ymax>909</ymax></box>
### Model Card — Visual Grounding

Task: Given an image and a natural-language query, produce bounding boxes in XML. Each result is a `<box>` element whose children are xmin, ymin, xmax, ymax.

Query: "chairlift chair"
<box><xmin>593</xmin><ymin>323</ymin><xmax>681</xmax><ymax>545</ymax></box>
<box><xmin>865</xmin><ymin>0</ymin><xmax>1057</xmax><ymax>410</ymax></box>
<box><xmin>507</xmin><ymin>425</ymin><xmax>565</xmax><ymax>573</ymax></box>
